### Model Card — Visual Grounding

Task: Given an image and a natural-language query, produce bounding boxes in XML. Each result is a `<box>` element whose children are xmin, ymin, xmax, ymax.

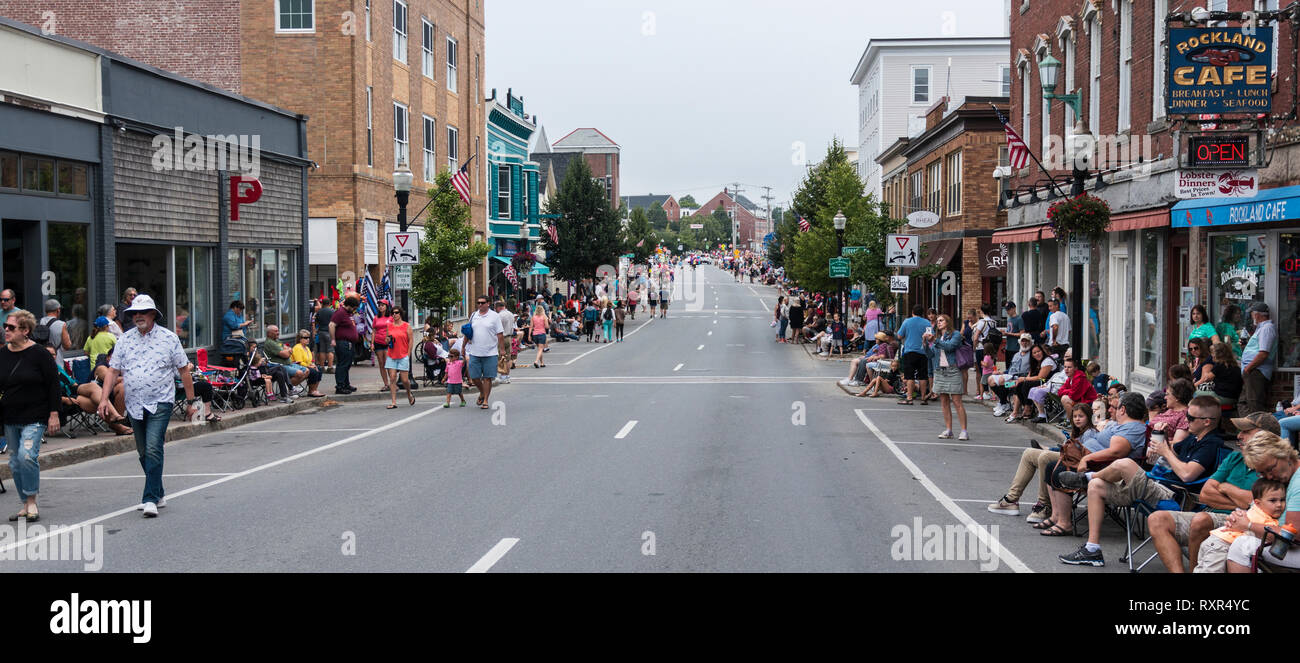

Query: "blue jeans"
<box><xmin>130</xmin><ymin>402</ymin><xmax>172</xmax><ymax>505</ymax></box>
<box><xmin>335</xmin><ymin>339</ymin><xmax>354</xmax><ymax>389</ymax></box>
<box><xmin>1277</xmin><ymin>413</ymin><xmax>1300</xmax><ymax>448</ymax></box>
<box><xmin>777</xmin><ymin>318</ymin><xmax>788</xmax><ymax>340</ymax></box>
<box><xmin>6</xmin><ymin>423</ymin><xmax>46</xmax><ymax>502</ymax></box>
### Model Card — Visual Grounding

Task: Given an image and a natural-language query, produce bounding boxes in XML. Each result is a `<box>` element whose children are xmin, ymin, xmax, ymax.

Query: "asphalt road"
<box><xmin>0</xmin><ymin>265</ymin><xmax>1153</xmax><ymax>573</ymax></box>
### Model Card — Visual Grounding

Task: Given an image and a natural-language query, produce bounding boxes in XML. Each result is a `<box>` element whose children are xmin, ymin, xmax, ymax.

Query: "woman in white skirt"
<box><xmin>926</xmin><ymin>314</ymin><xmax>969</xmax><ymax>440</ymax></box>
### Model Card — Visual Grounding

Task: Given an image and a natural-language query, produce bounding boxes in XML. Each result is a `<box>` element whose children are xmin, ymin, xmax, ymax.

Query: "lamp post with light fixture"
<box><xmin>393</xmin><ymin>159</ymin><xmax>413</xmax><ymax>314</ymax></box>
<box><xmin>833</xmin><ymin>210</ymin><xmax>846</xmax><ymax>323</ymax></box>
<box><xmin>1037</xmin><ymin>52</ymin><xmax>1095</xmax><ymax>196</ymax></box>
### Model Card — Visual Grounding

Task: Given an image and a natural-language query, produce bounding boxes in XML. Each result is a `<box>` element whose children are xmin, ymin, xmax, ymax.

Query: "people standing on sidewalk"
<box><xmin>1020</xmin><ymin>297</ymin><xmax>1046</xmax><ymax>346</ymax></box>
<box><xmin>1002</xmin><ymin>302</ymin><xmax>1024</xmax><ymax>370</ymax></box>
<box><xmin>1046</xmin><ymin>298</ymin><xmax>1071</xmax><ymax>357</ymax></box>
<box><xmin>38</xmin><ymin>299</ymin><xmax>73</xmax><ymax>364</ymax></box>
<box><xmin>314</xmin><ymin>300</ymin><xmax>335</xmax><ymax>373</ymax></box>
<box><xmin>330</xmin><ymin>296</ymin><xmax>360</xmax><ymax>394</ymax></box>
<box><xmin>98</xmin><ymin>295</ymin><xmax>196</xmax><ymax>518</ymax></box>
<box><xmin>1216</xmin><ymin>304</ymin><xmax>1245</xmax><ymax>359</ymax></box>
<box><xmin>2</xmin><ymin>310</ymin><xmax>60</xmax><ymax>523</ymax></box>
<box><xmin>385</xmin><ymin>307</ymin><xmax>414</xmax><ymax>409</ymax></box>
<box><xmin>614</xmin><ymin>300</ymin><xmax>626</xmax><ymax>342</ymax></box>
<box><xmin>467</xmin><ymin>296</ymin><xmax>504</xmax><ymax>410</ymax></box>
<box><xmin>788</xmin><ymin>297</ymin><xmax>805</xmax><ymax>345</ymax></box>
<box><xmin>372</xmin><ymin>300</ymin><xmax>393</xmax><ymax>391</ymax></box>
<box><xmin>83</xmin><ymin>316</ymin><xmax>117</xmax><ymax>365</ymax></box>
<box><xmin>895</xmin><ymin>305</ymin><xmax>930</xmax><ymax>406</ymax></box>
<box><xmin>221</xmin><ymin>300</ymin><xmax>254</xmax><ymax>341</ymax></box>
<box><xmin>1240</xmin><ymin>302</ymin><xmax>1277</xmax><ymax>416</ymax></box>
<box><xmin>926</xmin><ymin>314</ymin><xmax>969</xmax><ymax>440</ymax></box>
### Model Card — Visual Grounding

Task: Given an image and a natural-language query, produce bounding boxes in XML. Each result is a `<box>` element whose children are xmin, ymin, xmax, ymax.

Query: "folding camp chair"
<box><xmin>1115</xmin><ymin>444</ymin><xmax>1233</xmax><ymax>573</ymax></box>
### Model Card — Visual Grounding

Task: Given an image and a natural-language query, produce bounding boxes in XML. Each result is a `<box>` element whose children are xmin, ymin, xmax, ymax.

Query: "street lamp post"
<box><xmin>393</xmin><ymin>159</ymin><xmax>413</xmax><ymax>315</ymax></box>
<box><xmin>833</xmin><ymin>210</ymin><xmax>846</xmax><ymax>324</ymax></box>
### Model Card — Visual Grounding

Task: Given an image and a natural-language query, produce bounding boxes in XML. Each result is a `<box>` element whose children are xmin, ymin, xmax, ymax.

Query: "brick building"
<box><xmin>693</xmin><ymin>189</ymin><xmax>762</xmax><ymax>251</ymax></box>
<box><xmin>549</xmin><ymin>128</ymin><xmax>621</xmax><ymax>209</ymax></box>
<box><xmin>0</xmin><ymin>0</ymin><xmax>490</xmax><ymax>323</ymax></box>
<box><xmin>1001</xmin><ymin>0</ymin><xmax>1299</xmax><ymax>407</ymax></box>
<box><xmin>620</xmin><ymin>194</ymin><xmax>681</xmax><ymax>225</ymax></box>
<box><xmin>895</xmin><ymin>97</ymin><xmax>1011</xmax><ymax>318</ymax></box>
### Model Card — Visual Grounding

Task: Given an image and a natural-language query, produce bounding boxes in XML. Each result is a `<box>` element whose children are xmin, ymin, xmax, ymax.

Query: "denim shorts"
<box><xmin>384</xmin><ymin>355</ymin><xmax>411</xmax><ymax>372</ymax></box>
<box><xmin>466</xmin><ymin>354</ymin><xmax>498</xmax><ymax>380</ymax></box>
<box><xmin>446</xmin><ymin>383</ymin><xmax>463</xmax><ymax>395</ymax></box>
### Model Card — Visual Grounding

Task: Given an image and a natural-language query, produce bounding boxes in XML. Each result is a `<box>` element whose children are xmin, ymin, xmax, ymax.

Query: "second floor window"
<box><xmin>422</xmin><ymin>20</ymin><xmax>435</xmax><ymax>79</ymax></box>
<box><xmin>909</xmin><ymin>171</ymin><xmax>923</xmax><ymax>213</ymax></box>
<box><xmin>912</xmin><ymin>66</ymin><xmax>930</xmax><ymax>104</ymax></box>
<box><xmin>945</xmin><ymin>151</ymin><xmax>962</xmax><ymax>216</ymax></box>
<box><xmin>446</xmin><ymin>36</ymin><xmax>459</xmax><ymax>93</ymax></box>
<box><xmin>927</xmin><ymin>162</ymin><xmax>941</xmax><ymax>215</ymax></box>
<box><xmin>423</xmin><ymin>116</ymin><xmax>436</xmax><ymax>182</ymax></box>
<box><xmin>447</xmin><ymin>126</ymin><xmax>459</xmax><ymax>172</ymax></box>
<box><xmin>393</xmin><ymin>102</ymin><xmax>408</xmax><ymax>169</ymax></box>
<box><xmin>276</xmin><ymin>0</ymin><xmax>314</xmax><ymax>32</ymax></box>
<box><xmin>498</xmin><ymin>166</ymin><xmax>512</xmax><ymax>220</ymax></box>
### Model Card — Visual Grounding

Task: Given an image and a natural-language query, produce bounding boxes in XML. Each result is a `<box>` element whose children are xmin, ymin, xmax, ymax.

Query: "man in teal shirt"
<box><xmin>1147</xmin><ymin>412</ymin><xmax>1276</xmax><ymax>572</ymax></box>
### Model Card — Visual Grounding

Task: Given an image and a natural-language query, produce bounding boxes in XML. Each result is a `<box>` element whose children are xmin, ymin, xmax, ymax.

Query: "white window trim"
<box><xmin>364</xmin><ymin>0</ymin><xmax>371</xmax><ymax>41</ymax></box>
<box><xmin>947</xmin><ymin>151</ymin><xmax>962</xmax><ymax>216</ymax></box>
<box><xmin>1059</xmin><ymin>29</ymin><xmax>1076</xmax><ymax>134</ymax></box>
<box><xmin>394</xmin><ymin>101</ymin><xmax>409</xmax><ymax>170</ymax></box>
<box><xmin>1020</xmin><ymin>61</ymin><xmax>1031</xmax><ymax>157</ymax></box>
<box><xmin>446</xmin><ymin>125</ymin><xmax>459</xmax><ymax>172</ymax></box>
<box><xmin>365</xmin><ymin>87</ymin><xmax>373</xmax><ymax>167</ymax></box>
<box><xmin>274</xmin><ymin>0</ymin><xmax>315</xmax><ymax>33</ymax></box>
<box><xmin>421</xmin><ymin>19</ymin><xmax>435</xmax><ymax>80</ymax></box>
<box><xmin>446</xmin><ymin>35</ymin><xmax>459</xmax><ymax>93</ymax></box>
<box><xmin>1119</xmin><ymin>0</ymin><xmax>1133</xmax><ymax>133</ymax></box>
<box><xmin>998</xmin><ymin>64</ymin><xmax>1011</xmax><ymax>97</ymax></box>
<box><xmin>927</xmin><ymin>161</ymin><xmax>942</xmax><ymax>215</ymax></box>
<box><xmin>393</xmin><ymin>0</ymin><xmax>408</xmax><ymax>64</ymax></box>
<box><xmin>1153</xmin><ymin>0</ymin><xmax>1168</xmax><ymax>120</ymax></box>
<box><xmin>911</xmin><ymin>65</ymin><xmax>932</xmax><ymax>105</ymax></box>
<box><xmin>498</xmin><ymin>165</ymin><xmax>512</xmax><ymax>220</ymax></box>
<box><xmin>422</xmin><ymin>115</ymin><xmax>436</xmax><ymax>182</ymax></box>
<box><xmin>1088</xmin><ymin>14</ymin><xmax>1101</xmax><ymax>136</ymax></box>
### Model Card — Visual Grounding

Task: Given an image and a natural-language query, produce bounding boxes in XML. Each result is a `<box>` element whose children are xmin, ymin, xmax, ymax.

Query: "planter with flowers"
<box><xmin>1045</xmin><ymin>194</ymin><xmax>1110</xmax><ymax>243</ymax></box>
<box><xmin>510</xmin><ymin>251</ymin><xmax>538</xmax><ymax>276</ymax></box>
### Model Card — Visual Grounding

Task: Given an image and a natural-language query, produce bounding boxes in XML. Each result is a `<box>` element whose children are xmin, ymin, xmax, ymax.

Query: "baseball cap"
<box><xmin>1145</xmin><ymin>391</ymin><xmax>1167</xmax><ymax>410</ymax></box>
<box><xmin>93</xmin><ymin>316</ymin><xmax>110</xmax><ymax>328</ymax></box>
<box><xmin>1249</xmin><ymin>302</ymin><xmax>1270</xmax><ymax>315</ymax></box>
<box><xmin>1003</xmin><ymin>301</ymin><xmax>1017</xmax><ymax>310</ymax></box>
<box><xmin>1230</xmin><ymin>411</ymin><xmax>1281</xmax><ymax>436</ymax></box>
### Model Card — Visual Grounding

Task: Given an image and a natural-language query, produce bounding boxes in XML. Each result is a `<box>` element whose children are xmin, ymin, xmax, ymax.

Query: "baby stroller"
<box><xmin>420</xmin><ymin>337</ymin><xmax>446</xmax><ymax>388</ymax></box>
<box><xmin>210</xmin><ymin>341</ymin><xmax>268</xmax><ymax>409</ymax></box>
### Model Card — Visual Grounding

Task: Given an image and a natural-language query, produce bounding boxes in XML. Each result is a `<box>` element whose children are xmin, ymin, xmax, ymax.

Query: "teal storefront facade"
<box><xmin>486</xmin><ymin>90</ymin><xmax>545</xmax><ymax>299</ymax></box>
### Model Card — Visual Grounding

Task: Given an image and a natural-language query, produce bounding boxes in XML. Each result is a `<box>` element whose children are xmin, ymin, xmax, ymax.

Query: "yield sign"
<box><xmin>886</xmin><ymin>234</ymin><xmax>919</xmax><ymax>268</ymax></box>
<box><xmin>386</xmin><ymin>232</ymin><xmax>419</xmax><ymax>265</ymax></box>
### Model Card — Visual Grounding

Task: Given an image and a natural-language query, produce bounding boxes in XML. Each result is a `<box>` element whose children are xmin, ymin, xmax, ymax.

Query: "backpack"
<box><xmin>983</xmin><ymin>321</ymin><xmax>1003</xmax><ymax>351</ymax></box>
<box><xmin>32</xmin><ymin>318</ymin><xmax>55</xmax><ymax>347</ymax></box>
<box><xmin>603</xmin><ymin>308</ymin><xmax>613</xmax><ymax>321</ymax></box>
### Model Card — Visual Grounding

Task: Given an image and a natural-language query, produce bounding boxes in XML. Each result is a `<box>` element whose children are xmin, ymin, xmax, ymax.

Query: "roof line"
<box><xmin>553</xmin><ymin>127</ymin><xmax>620</xmax><ymax>147</ymax></box>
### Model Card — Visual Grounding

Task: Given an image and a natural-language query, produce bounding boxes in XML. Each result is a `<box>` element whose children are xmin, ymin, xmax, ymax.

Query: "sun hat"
<box><xmin>123</xmin><ymin>293</ymin><xmax>162</xmax><ymax>318</ymax></box>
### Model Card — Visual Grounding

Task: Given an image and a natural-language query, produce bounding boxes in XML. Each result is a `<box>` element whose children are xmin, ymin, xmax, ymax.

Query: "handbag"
<box><xmin>955</xmin><ymin>336</ymin><xmax>975</xmax><ymax>370</ymax></box>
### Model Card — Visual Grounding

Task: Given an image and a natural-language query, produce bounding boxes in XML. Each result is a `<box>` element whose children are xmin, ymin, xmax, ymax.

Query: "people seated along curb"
<box><xmin>1057</xmin><ymin>395</ymin><xmax>1224</xmax><ymax>567</ymax></box>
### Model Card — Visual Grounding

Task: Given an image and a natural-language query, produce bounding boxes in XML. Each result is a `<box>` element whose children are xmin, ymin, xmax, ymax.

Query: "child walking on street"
<box><xmin>444</xmin><ymin>349</ymin><xmax>466</xmax><ymax>408</ymax></box>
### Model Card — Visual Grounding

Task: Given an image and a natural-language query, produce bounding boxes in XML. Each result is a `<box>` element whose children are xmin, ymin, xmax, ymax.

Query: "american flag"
<box><xmin>993</xmin><ymin>106</ymin><xmax>1030</xmax><ymax>170</ymax></box>
<box><xmin>798</xmin><ymin>216</ymin><xmax>810</xmax><ymax>232</ymax></box>
<box><xmin>451</xmin><ymin>161</ymin><xmax>471</xmax><ymax>205</ymax></box>
<box><xmin>379</xmin><ymin>271</ymin><xmax>392</xmax><ymax>302</ymax></box>
<box><xmin>503</xmin><ymin>264</ymin><xmax>518</xmax><ymax>287</ymax></box>
<box><xmin>546</xmin><ymin>222</ymin><xmax>559</xmax><ymax>246</ymax></box>
<box><xmin>635</xmin><ymin>238</ymin><xmax>645</xmax><ymax>247</ymax></box>
<box><xmin>358</xmin><ymin>270</ymin><xmax>380</xmax><ymax>329</ymax></box>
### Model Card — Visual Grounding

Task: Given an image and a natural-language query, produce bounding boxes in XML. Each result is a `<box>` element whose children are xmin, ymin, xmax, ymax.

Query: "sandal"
<box><xmin>386</xmin><ymin>404</ymin><xmax>398</xmax><ymax>410</ymax></box>
<box><xmin>480</xmin><ymin>403</ymin><xmax>489</xmax><ymax>410</ymax></box>
<box><xmin>205</xmin><ymin>413</ymin><xmax>222</xmax><ymax>422</ymax></box>
<box><xmin>8</xmin><ymin>511</ymin><xmax>27</xmax><ymax>522</ymax></box>
<box><xmin>896</xmin><ymin>399</ymin><xmax>913</xmax><ymax>405</ymax></box>
<box><xmin>1039</xmin><ymin>524</ymin><xmax>1073</xmax><ymax>536</ymax></box>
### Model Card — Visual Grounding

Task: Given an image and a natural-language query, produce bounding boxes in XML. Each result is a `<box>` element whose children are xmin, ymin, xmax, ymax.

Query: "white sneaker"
<box><xmin>958</xmin><ymin>431</ymin><xmax>970</xmax><ymax>441</ymax></box>
<box><xmin>838</xmin><ymin>378</ymin><xmax>850</xmax><ymax>385</ymax></box>
<box><xmin>993</xmin><ymin>405</ymin><xmax>1008</xmax><ymax>417</ymax></box>
<box><xmin>848</xmin><ymin>380</ymin><xmax>864</xmax><ymax>387</ymax></box>
<box><xmin>141</xmin><ymin>502</ymin><xmax>158</xmax><ymax>518</ymax></box>
<box><xmin>937</xmin><ymin>430</ymin><xmax>954</xmax><ymax>439</ymax></box>
<box><xmin>136</xmin><ymin>497</ymin><xmax>166</xmax><ymax>510</ymax></box>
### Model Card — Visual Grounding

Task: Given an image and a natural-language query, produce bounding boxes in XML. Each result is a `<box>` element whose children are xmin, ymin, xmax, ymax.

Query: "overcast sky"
<box><xmin>485</xmin><ymin>0</ymin><xmax>1006</xmax><ymax>208</ymax></box>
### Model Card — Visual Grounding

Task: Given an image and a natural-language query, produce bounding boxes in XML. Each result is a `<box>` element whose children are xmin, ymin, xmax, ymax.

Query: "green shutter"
<box><xmin>510</xmin><ymin>165</ymin><xmax>522</xmax><ymax>223</ymax></box>
<box><xmin>489</xmin><ymin>165</ymin><xmax>499</xmax><ymax>219</ymax></box>
<box><xmin>528</xmin><ymin>171</ymin><xmax>539</xmax><ymax>226</ymax></box>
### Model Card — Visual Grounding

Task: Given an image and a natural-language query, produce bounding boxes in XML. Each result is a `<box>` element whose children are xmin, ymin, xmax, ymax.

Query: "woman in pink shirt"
<box><xmin>530</xmin><ymin>305</ymin><xmax>549</xmax><ymax>369</ymax></box>
<box><xmin>372</xmin><ymin>300</ymin><xmax>393</xmax><ymax>391</ymax></box>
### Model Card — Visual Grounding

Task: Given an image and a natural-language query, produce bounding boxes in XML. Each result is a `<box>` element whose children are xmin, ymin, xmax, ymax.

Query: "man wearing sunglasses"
<box><xmin>1057</xmin><ymin>395</ymin><xmax>1224</xmax><ymax>567</ymax></box>
<box><xmin>0</xmin><ymin>289</ymin><xmax>23</xmax><ymax>319</ymax></box>
<box><xmin>466</xmin><ymin>296</ymin><xmax>504</xmax><ymax>409</ymax></box>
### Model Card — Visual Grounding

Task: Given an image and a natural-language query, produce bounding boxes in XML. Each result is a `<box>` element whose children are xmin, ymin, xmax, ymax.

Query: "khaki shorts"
<box><xmin>1165</xmin><ymin>510</ymin><xmax>1228</xmax><ymax>544</ymax></box>
<box><xmin>1193</xmin><ymin>535</ymin><xmax>1233</xmax><ymax>573</ymax></box>
<box><xmin>1109</xmin><ymin>472</ymin><xmax>1174</xmax><ymax>508</ymax></box>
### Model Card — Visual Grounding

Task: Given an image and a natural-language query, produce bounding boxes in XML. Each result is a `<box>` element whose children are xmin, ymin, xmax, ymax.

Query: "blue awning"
<box><xmin>491</xmin><ymin>254</ymin><xmax>550</xmax><ymax>275</ymax></box>
<box><xmin>1171</xmin><ymin>184</ymin><xmax>1300</xmax><ymax>228</ymax></box>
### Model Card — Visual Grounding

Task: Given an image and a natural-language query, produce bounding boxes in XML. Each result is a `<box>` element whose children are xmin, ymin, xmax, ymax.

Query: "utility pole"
<box><xmin>729</xmin><ymin>182</ymin><xmax>744</xmax><ymax>253</ymax></box>
<box><xmin>761</xmin><ymin>186</ymin><xmax>774</xmax><ymax>252</ymax></box>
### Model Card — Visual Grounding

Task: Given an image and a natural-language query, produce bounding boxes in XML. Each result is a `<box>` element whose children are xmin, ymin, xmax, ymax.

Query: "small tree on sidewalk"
<box><xmin>410</xmin><ymin>171</ymin><xmax>491</xmax><ymax>322</ymax></box>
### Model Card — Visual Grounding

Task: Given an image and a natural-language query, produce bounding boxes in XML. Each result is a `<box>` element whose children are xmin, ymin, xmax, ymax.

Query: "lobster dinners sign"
<box><xmin>1175</xmin><ymin>169</ymin><xmax>1259</xmax><ymax>199</ymax></box>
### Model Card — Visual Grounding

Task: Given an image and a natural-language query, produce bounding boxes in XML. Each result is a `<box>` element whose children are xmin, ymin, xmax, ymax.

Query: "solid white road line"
<box><xmin>564</xmin><ymin>317</ymin><xmax>655</xmax><ymax>365</ymax></box>
<box><xmin>466</xmin><ymin>538</ymin><xmax>520</xmax><ymax>573</ymax></box>
<box><xmin>0</xmin><ymin>406</ymin><xmax>445</xmax><ymax>556</ymax></box>
<box><xmin>854</xmin><ymin>409</ymin><xmax>1032</xmax><ymax>574</ymax></box>
<box><xmin>43</xmin><ymin>473</ymin><xmax>237</xmax><ymax>480</ymax></box>
<box><xmin>614</xmin><ymin>420</ymin><xmax>638</xmax><ymax>439</ymax></box>
<box><xmin>216</xmin><ymin>428</ymin><xmax>370</xmax><ymax>435</ymax></box>
<box><xmin>673</xmin><ymin>363</ymin><xmax>683</xmax><ymax>371</ymax></box>
<box><xmin>891</xmin><ymin>440</ymin><xmax>1026</xmax><ymax>451</ymax></box>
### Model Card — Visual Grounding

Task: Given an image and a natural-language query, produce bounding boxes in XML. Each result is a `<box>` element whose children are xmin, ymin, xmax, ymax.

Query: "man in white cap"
<box><xmin>98</xmin><ymin>293</ymin><xmax>197</xmax><ymax>518</ymax></box>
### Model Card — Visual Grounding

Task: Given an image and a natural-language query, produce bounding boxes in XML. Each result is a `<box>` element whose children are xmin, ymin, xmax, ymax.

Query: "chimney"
<box><xmin>925</xmin><ymin>96</ymin><xmax>950</xmax><ymax>131</ymax></box>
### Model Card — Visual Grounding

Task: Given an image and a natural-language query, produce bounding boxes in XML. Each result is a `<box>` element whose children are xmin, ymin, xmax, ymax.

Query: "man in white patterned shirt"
<box><xmin>98</xmin><ymin>294</ymin><xmax>196</xmax><ymax>518</ymax></box>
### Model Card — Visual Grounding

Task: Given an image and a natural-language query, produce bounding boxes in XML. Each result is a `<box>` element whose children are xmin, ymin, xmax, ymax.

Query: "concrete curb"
<box><xmin>0</xmin><ymin>382</ymin><xmax>482</xmax><ymax>480</ymax></box>
<box><xmin>833</xmin><ymin>379</ymin><xmax>1068</xmax><ymax>444</ymax></box>
<box><xmin>796</xmin><ymin>340</ymin><xmax>855</xmax><ymax>363</ymax></box>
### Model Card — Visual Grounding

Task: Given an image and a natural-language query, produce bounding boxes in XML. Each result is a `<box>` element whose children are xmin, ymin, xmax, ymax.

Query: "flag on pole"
<box><xmin>357</xmin><ymin>269</ymin><xmax>380</xmax><ymax>331</ymax></box>
<box><xmin>379</xmin><ymin>271</ymin><xmax>392</xmax><ymax>302</ymax></box>
<box><xmin>451</xmin><ymin>161</ymin><xmax>472</xmax><ymax>205</ymax></box>
<box><xmin>546</xmin><ymin>222</ymin><xmax>559</xmax><ymax>246</ymax></box>
<box><xmin>503</xmin><ymin>264</ymin><xmax>518</xmax><ymax>287</ymax></box>
<box><xmin>993</xmin><ymin>106</ymin><xmax>1030</xmax><ymax>170</ymax></box>
<box><xmin>635</xmin><ymin>238</ymin><xmax>645</xmax><ymax>247</ymax></box>
<box><xmin>798</xmin><ymin>216</ymin><xmax>810</xmax><ymax>232</ymax></box>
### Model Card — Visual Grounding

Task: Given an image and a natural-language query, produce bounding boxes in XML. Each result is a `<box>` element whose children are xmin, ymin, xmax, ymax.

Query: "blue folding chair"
<box><xmin>1117</xmin><ymin>444</ymin><xmax>1234</xmax><ymax>573</ymax></box>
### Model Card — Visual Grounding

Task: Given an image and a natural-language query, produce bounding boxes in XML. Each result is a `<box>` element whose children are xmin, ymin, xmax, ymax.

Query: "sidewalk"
<box><xmin>0</xmin><ymin>362</ymin><xmax>479</xmax><ymax>482</ymax></box>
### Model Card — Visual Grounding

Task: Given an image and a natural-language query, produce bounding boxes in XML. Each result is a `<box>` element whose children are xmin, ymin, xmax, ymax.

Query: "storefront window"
<box><xmin>227</xmin><ymin>248</ymin><xmax>296</xmax><ymax>337</ymax></box>
<box><xmin>278</xmin><ymin>250</ymin><xmax>294</xmax><ymax>332</ymax></box>
<box><xmin>118</xmin><ymin>244</ymin><xmax>211</xmax><ymax>349</ymax></box>
<box><xmin>1280</xmin><ymin>233</ymin><xmax>1300</xmax><ymax>370</ymax></box>
<box><xmin>1087</xmin><ymin>241</ymin><xmax>1102</xmax><ymax>359</ymax></box>
<box><xmin>1209</xmin><ymin>234</ymin><xmax>1266</xmax><ymax>330</ymax></box>
<box><xmin>47</xmin><ymin>223</ymin><xmax>89</xmax><ymax>348</ymax></box>
<box><xmin>1138</xmin><ymin>230</ymin><xmax>1161</xmax><ymax>370</ymax></box>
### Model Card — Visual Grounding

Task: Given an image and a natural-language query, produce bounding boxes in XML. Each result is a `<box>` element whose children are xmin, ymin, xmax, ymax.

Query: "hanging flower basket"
<box><xmin>1045</xmin><ymin>194</ymin><xmax>1110</xmax><ymax>242</ymax></box>
<box><xmin>511</xmin><ymin>251</ymin><xmax>538</xmax><ymax>275</ymax></box>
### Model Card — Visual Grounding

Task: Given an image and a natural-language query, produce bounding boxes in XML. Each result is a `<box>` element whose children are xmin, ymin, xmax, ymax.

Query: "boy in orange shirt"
<box><xmin>1193</xmin><ymin>478</ymin><xmax>1286</xmax><ymax>573</ymax></box>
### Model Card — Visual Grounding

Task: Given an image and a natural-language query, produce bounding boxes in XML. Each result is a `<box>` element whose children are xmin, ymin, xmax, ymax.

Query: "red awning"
<box><xmin>1109</xmin><ymin>208</ymin><xmax>1170</xmax><ymax>232</ymax></box>
<box><xmin>991</xmin><ymin>224</ymin><xmax>1048</xmax><ymax>243</ymax></box>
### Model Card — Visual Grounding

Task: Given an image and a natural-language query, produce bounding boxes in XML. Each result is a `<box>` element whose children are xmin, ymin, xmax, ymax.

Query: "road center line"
<box><xmin>707</xmin><ymin>331</ymin><xmax>713</xmax><ymax>336</ymax></box>
<box><xmin>854</xmin><ymin>409</ymin><xmax>1032</xmax><ymax>574</ymax></box>
<box><xmin>0</xmin><ymin>406</ymin><xmax>445</xmax><ymax>556</ymax></box>
<box><xmin>673</xmin><ymin>363</ymin><xmax>683</xmax><ymax>371</ymax></box>
<box><xmin>466</xmin><ymin>538</ymin><xmax>520</xmax><ymax>573</ymax></box>
<box><xmin>614</xmin><ymin>420</ymin><xmax>638</xmax><ymax>439</ymax></box>
<box><xmin>697</xmin><ymin>344</ymin><xmax>705</xmax><ymax>350</ymax></box>
<box><xmin>564</xmin><ymin>317</ymin><xmax>655</xmax><ymax>365</ymax></box>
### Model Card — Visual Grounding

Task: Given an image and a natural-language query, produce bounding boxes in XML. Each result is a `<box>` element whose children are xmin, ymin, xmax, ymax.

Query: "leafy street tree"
<box><xmin>647</xmin><ymin>201</ymin><xmax>669</xmax><ymax>231</ymax></box>
<box><xmin>538</xmin><ymin>157</ymin><xmax>622</xmax><ymax>283</ymax></box>
<box><xmin>410</xmin><ymin>171</ymin><xmax>492</xmax><ymax>322</ymax></box>
<box><xmin>678</xmin><ymin>194</ymin><xmax>699</xmax><ymax>209</ymax></box>
<box><xmin>623</xmin><ymin>207</ymin><xmax>656</xmax><ymax>265</ymax></box>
